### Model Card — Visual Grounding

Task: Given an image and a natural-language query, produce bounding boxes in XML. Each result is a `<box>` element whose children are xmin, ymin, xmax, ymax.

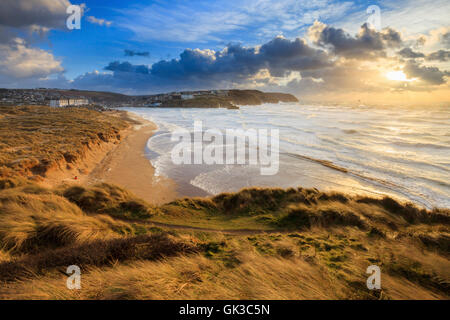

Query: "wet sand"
<box><xmin>85</xmin><ymin>112</ymin><xmax>178</xmax><ymax>204</ymax></box>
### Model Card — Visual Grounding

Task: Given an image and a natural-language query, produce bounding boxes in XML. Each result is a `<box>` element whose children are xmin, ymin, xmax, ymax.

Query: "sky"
<box><xmin>0</xmin><ymin>0</ymin><xmax>449</xmax><ymax>105</ymax></box>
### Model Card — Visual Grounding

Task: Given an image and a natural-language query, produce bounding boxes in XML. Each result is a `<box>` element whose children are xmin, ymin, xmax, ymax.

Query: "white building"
<box><xmin>50</xmin><ymin>98</ymin><xmax>89</xmax><ymax>107</ymax></box>
<box><xmin>181</xmin><ymin>94</ymin><xmax>194</xmax><ymax>100</ymax></box>
<box><xmin>50</xmin><ymin>99</ymin><xmax>68</xmax><ymax>107</ymax></box>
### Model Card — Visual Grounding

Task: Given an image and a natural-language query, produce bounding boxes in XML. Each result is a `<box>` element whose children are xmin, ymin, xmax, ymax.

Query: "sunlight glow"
<box><xmin>386</xmin><ymin>70</ymin><xmax>415</xmax><ymax>82</ymax></box>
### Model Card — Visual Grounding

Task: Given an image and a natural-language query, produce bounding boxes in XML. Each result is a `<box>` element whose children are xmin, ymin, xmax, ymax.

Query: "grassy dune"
<box><xmin>0</xmin><ymin>179</ymin><xmax>448</xmax><ymax>299</ymax></box>
<box><xmin>0</xmin><ymin>106</ymin><xmax>129</xmax><ymax>178</ymax></box>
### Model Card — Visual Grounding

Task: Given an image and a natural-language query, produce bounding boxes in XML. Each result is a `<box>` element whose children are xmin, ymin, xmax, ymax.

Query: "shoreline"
<box><xmin>126</xmin><ymin>106</ymin><xmax>448</xmax><ymax>210</ymax></box>
<box><xmin>84</xmin><ymin>111</ymin><xmax>179</xmax><ymax>204</ymax></box>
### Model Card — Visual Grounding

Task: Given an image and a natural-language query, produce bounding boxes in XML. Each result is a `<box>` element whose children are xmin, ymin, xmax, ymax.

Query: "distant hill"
<box><xmin>57</xmin><ymin>89</ymin><xmax>130</xmax><ymax>103</ymax></box>
<box><xmin>0</xmin><ymin>88</ymin><xmax>298</xmax><ymax>108</ymax></box>
<box><xmin>227</xmin><ymin>90</ymin><xmax>298</xmax><ymax>105</ymax></box>
<box><xmin>144</xmin><ymin>89</ymin><xmax>299</xmax><ymax>108</ymax></box>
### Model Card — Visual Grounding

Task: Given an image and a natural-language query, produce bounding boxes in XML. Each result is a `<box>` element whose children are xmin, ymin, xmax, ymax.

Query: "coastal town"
<box><xmin>0</xmin><ymin>89</ymin><xmax>92</xmax><ymax>107</ymax></box>
<box><xmin>0</xmin><ymin>88</ymin><xmax>228</xmax><ymax>107</ymax></box>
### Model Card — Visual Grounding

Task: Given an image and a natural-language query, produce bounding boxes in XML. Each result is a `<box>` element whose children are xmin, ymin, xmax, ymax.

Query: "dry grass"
<box><xmin>0</xmin><ymin>233</ymin><xmax>198</xmax><ymax>283</ymax></box>
<box><xmin>0</xmin><ymin>253</ymin><xmax>338</xmax><ymax>300</ymax></box>
<box><xmin>0</xmin><ymin>180</ymin><xmax>135</xmax><ymax>253</ymax></box>
<box><xmin>60</xmin><ymin>183</ymin><xmax>157</xmax><ymax>219</ymax></box>
<box><xmin>1</xmin><ymin>229</ymin><xmax>448</xmax><ymax>300</ymax></box>
<box><xmin>0</xmin><ymin>105</ymin><xmax>129</xmax><ymax>178</ymax></box>
<box><xmin>158</xmin><ymin>187</ymin><xmax>450</xmax><ymax>233</ymax></box>
<box><xmin>0</xmin><ymin>180</ymin><xmax>448</xmax><ymax>300</ymax></box>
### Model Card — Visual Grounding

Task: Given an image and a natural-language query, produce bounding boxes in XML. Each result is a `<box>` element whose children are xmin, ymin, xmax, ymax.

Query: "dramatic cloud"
<box><xmin>397</xmin><ymin>48</ymin><xmax>425</xmax><ymax>59</ymax></box>
<box><xmin>404</xmin><ymin>61</ymin><xmax>449</xmax><ymax>85</ymax></box>
<box><xmin>0</xmin><ymin>0</ymin><xmax>71</xmax><ymax>29</ymax></box>
<box><xmin>426</xmin><ymin>50</ymin><xmax>450</xmax><ymax>62</ymax></box>
<box><xmin>67</xmin><ymin>35</ymin><xmax>331</xmax><ymax>93</ymax></box>
<box><xmin>308</xmin><ymin>21</ymin><xmax>402</xmax><ymax>59</ymax></box>
<box><xmin>66</xmin><ymin>21</ymin><xmax>449</xmax><ymax>97</ymax></box>
<box><xmin>124</xmin><ymin>50</ymin><xmax>150</xmax><ymax>57</ymax></box>
<box><xmin>0</xmin><ymin>26</ymin><xmax>15</xmax><ymax>43</ymax></box>
<box><xmin>396</xmin><ymin>47</ymin><xmax>450</xmax><ymax>63</ymax></box>
<box><xmin>415</xmin><ymin>36</ymin><xmax>427</xmax><ymax>47</ymax></box>
<box><xmin>104</xmin><ymin>61</ymin><xmax>150</xmax><ymax>74</ymax></box>
<box><xmin>441</xmin><ymin>32</ymin><xmax>450</xmax><ymax>48</ymax></box>
<box><xmin>87</xmin><ymin>16</ymin><xmax>112</xmax><ymax>27</ymax></box>
<box><xmin>150</xmin><ymin>36</ymin><xmax>330</xmax><ymax>81</ymax></box>
<box><xmin>0</xmin><ymin>0</ymin><xmax>448</xmax><ymax>104</ymax></box>
<box><xmin>292</xmin><ymin>61</ymin><xmax>380</xmax><ymax>93</ymax></box>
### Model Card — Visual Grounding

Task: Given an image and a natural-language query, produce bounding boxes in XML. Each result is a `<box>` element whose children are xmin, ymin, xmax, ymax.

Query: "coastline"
<box><xmin>85</xmin><ymin>111</ymin><xmax>178</xmax><ymax>204</ymax></box>
<box><xmin>127</xmin><ymin>105</ymin><xmax>449</xmax><ymax>209</ymax></box>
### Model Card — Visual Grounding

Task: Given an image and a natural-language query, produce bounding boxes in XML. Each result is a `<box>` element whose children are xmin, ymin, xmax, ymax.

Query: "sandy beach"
<box><xmin>84</xmin><ymin>111</ymin><xmax>178</xmax><ymax>204</ymax></box>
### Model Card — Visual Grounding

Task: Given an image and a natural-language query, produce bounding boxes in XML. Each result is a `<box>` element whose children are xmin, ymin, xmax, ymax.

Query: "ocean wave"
<box><xmin>283</xmin><ymin>152</ymin><xmax>436</xmax><ymax>208</ymax></box>
<box><xmin>390</xmin><ymin>140</ymin><xmax>450</xmax><ymax>150</ymax></box>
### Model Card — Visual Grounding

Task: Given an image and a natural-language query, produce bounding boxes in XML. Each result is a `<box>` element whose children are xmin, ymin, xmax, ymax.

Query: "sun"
<box><xmin>386</xmin><ymin>70</ymin><xmax>414</xmax><ymax>81</ymax></box>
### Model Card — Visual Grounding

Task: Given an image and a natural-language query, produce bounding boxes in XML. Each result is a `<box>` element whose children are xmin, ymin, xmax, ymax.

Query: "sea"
<box><xmin>124</xmin><ymin>103</ymin><xmax>450</xmax><ymax>209</ymax></box>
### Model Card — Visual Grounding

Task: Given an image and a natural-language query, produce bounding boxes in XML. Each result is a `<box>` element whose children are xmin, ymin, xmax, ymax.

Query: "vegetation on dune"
<box><xmin>61</xmin><ymin>183</ymin><xmax>156</xmax><ymax>219</ymax></box>
<box><xmin>0</xmin><ymin>233</ymin><xmax>198</xmax><ymax>283</ymax></box>
<box><xmin>158</xmin><ymin>187</ymin><xmax>450</xmax><ymax>232</ymax></box>
<box><xmin>0</xmin><ymin>106</ymin><xmax>129</xmax><ymax>178</ymax></box>
<box><xmin>0</xmin><ymin>180</ymin><xmax>448</xmax><ymax>299</ymax></box>
<box><xmin>1</xmin><ymin>229</ymin><xmax>448</xmax><ymax>299</ymax></box>
<box><xmin>0</xmin><ymin>179</ymin><xmax>133</xmax><ymax>253</ymax></box>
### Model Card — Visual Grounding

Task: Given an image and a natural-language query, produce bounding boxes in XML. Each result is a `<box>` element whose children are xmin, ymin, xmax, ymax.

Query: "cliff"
<box><xmin>227</xmin><ymin>89</ymin><xmax>298</xmax><ymax>105</ymax></box>
<box><xmin>159</xmin><ymin>90</ymin><xmax>298</xmax><ymax>108</ymax></box>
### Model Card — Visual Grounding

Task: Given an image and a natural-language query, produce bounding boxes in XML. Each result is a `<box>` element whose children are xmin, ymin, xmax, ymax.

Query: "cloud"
<box><xmin>0</xmin><ymin>0</ymin><xmax>71</xmax><ymax>88</ymax></box>
<box><xmin>442</xmin><ymin>32</ymin><xmax>450</xmax><ymax>48</ymax></box>
<box><xmin>337</xmin><ymin>0</ymin><xmax>450</xmax><ymax>38</ymax></box>
<box><xmin>415</xmin><ymin>36</ymin><xmax>427</xmax><ymax>47</ymax></box>
<box><xmin>0</xmin><ymin>0</ymin><xmax>77</xmax><ymax>46</ymax></box>
<box><xmin>67</xmin><ymin>35</ymin><xmax>330</xmax><ymax>93</ymax></box>
<box><xmin>66</xmin><ymin>22</ymin><xmax>449</xmax><ymax>96</ymax></box>
<box><xmin>0</xmin><ymin>26</ymin><xmax>15</xmax><ymax>43</ymax></box>
<box><xmin>104</xmin><ymin>61</ymin><xmax>150</xmax><ymax>74</ymax></box>
<box><xmin>308</xmin><ymin>21</ymin><xmax>403</xmax><ymax>59</ymax></box>
<box><xmin>1</xmin><ymin>7</ymin><xmax>447</xmax><ymax>102</ymax></box>
<box><xmin>404</xmin><ymin>60</ymin><xmax>449</xmax><ymax>85</ymax></box>
<box><xmin>298</xmin><ymin>65</ymin><xmax>373</xmax><ymax>92</ymax></box>
<box><xmin>0</xmin><ymin>0</ymin><xmax>71</xmax><ymax>29</ymax></box>
<box><xmin>87</xmin><ymin>16</ymin><xmax>112</xmax><ymax>27</ymax></box>
<box><xmin>0</xmin><ymin>38</ymin><xmax>63</xmax><ymax>78</ymax></box>
<box><xmin>118</xmin><ymin>0</ymin><xmax>353</xmax><ymax>43</ymax></box>
<box><xmin>426</xmin><ymin>50</ymin><xmax>450</xmax><ymax>62</ymax></box>
<box><xmin>397</xmin><ymin>47</ymin><xmax>425</xmax><ymax>59</ymax></box>
<box><xmin>0</xmin><ymin>0</ymin><xmax>69</xmax><ymax>81</ymax></box>
<box><xmin>425</xmin><ymin>27</ymin><xmax>450</xmax><ymax>49</ymax></box>
<box><xmin>150</xmin><ymin>36</ymin><xmax>330</xmax><ymax>81</ymax></box>
<box><xmin>124</xmin><ymin>49</ymin><xmax>150</xmax><ymax>57</ymax></box>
